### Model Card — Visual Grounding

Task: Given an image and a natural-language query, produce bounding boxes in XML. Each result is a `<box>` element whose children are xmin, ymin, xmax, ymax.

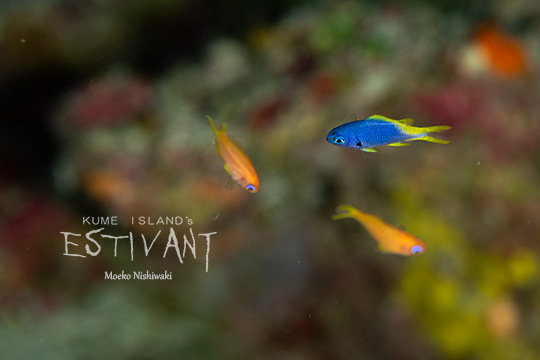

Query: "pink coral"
<box><xmin>58</xmin><ymin>75</ymin><xmax>153</xmax><ymax>129</ymax></box>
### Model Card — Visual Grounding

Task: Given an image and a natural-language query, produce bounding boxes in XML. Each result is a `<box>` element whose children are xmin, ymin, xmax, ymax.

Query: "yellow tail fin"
<box><xmin>419</xmin><ymin>125</ymin><xmax>451</xmax><ymax>144</ymax></box>
<box><xmin>207</xmin><ymin>115</ymin><xmax>226</xmax><ymax>135</ymax></box>
<box><xmin>421</xmin><ymin>125</ymin><xmax>452</xmax><ymax>133</ymax></box>
<box><xmin>332</xmin><ymin>205</ymin><xmax>360</xmax><ymax>221</ymax></box>
<box><xmin>419</xmin><ymin>135</ymin><xmax>450</xmax><ymax>144</ymax></box>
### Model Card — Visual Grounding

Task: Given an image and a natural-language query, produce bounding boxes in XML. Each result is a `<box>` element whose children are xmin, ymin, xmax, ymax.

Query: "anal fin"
<box><xmin>387</xmin><ymin>142</ymin><xmax>411</xmax><ymax>147</ymax></box>
<box><xmin>361</xmin><ymin>148</ymin><xmax>378</xmax><ymax>153</ymax></box>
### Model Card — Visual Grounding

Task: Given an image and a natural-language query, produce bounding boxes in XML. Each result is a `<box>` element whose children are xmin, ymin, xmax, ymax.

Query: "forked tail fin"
<box><xmin>332</xmin><ymin>205</ymin><xmax>361</xmax><ymax>221</ymax></box>
<box><xmin>419</xmin><ymin>125</ymin><xmax>452</xmax><ymax>144</ymax></box>
<box><xmin>207</xmin><ymin>116</ymin><xmax>226</xmax><ymax>136</ymax></box>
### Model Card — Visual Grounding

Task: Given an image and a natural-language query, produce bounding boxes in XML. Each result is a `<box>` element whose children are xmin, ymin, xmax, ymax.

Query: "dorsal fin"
<box><xmin>398</xmin><ymin>118</ymin><xmax>414</xmax><ymax>125</ymax></box>
<box><xmin>366</xmin><ymin>114</ymin><xmax>391</xmax><ymax>121</ymax></box>
<box><xmin>366</xmin><ymin>114</ymin><xmax>414</xmax><ymax>125</ymax></box>
<box><xmin>353</xmin><ymin>114</ymin><xmax>411</xmax><ymax>123</ymax></box>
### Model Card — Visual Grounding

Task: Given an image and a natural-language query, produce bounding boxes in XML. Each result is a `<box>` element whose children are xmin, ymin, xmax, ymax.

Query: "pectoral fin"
<box><xmin>223</xmin><ymin>178</ymin><xmax>238</xmax><ymax>190</ymax></box>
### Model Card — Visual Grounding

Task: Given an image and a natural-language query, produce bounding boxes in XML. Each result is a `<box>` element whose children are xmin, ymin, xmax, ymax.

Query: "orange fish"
<box><xmin>474</xmin><ymin>24</ymin><xmax>528</xmax><ymax>78</ymax></box>
<box><xmin>332</xmin><ymin>205</ymin><xmax>425</xmax><ymax>255</ymax></box>
<box><xmin>208</xmin><ymin>116</ymin><xmax>260</xmax><ymax>193</ymax></box>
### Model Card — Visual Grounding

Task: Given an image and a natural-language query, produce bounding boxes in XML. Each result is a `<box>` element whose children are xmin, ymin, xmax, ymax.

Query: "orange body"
<box><xmin>208</xmin><ymin>116</ymin><xmax>259</xmax><ymax>193</ymax></box>
<box><xmin>333</xmin><ymin>205</ymin><xmax>425</xmax><ymax>256</ymax></box>
<box><xmin>475</xmin><ymin>25</ymin><xmax>527</xmax><ymax>78</ymax></box>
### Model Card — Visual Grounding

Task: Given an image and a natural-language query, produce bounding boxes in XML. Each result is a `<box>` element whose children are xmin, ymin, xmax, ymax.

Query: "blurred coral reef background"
<box><xmin>1</xmin><ymin>0</ymin><xmax>540</xmax><ymax>359</ymax></box>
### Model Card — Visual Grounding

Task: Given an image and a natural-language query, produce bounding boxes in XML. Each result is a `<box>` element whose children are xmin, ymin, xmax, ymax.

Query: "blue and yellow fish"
<box><xmin>326</xmin><ymin>115</ymin><xmax>451</xmax><ymax>152</ymax></box>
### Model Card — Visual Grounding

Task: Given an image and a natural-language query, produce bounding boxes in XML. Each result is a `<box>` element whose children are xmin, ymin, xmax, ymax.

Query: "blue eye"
<box><xmin>411</xmin><ymin>245</ymin><xmax>424</xmax><ymax>254</ymax></box>
<box><xmin>246</xmin><ymin>184</ymin><xmax>256</xmax><ymax>192</ymax></box>
<box><xmin>333</xmin><ymin>136</ymin><xmax>345</xmax><ymax>145</ymax></box>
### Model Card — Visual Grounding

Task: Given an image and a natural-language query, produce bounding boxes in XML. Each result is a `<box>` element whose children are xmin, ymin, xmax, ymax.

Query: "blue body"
<box><xmin>326</xmin><ymin>119</ymin><xmax>416</xmax><ymax>150</ymax></box>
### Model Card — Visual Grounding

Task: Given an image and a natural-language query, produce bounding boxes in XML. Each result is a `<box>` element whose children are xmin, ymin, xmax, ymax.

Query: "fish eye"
<box><xmin>333</xmin><ymin>136</ymin><xmax>345</xmax><ymax>145</ymax></box>
<box><xmin>411</xmin><ymin>245</ymin><xmax>424</xmax><ymax>254</ymax></box>
<box><xmin>246</xmin><ymin>184</ymin><xmax>256</xmax><ymax>192</ymax></box>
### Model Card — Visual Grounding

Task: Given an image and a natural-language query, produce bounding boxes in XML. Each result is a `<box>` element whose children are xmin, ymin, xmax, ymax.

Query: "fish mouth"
<box><xmin>326</xmin><ymin>136</ymin><xmax>337</xmax><ymax>145</ymax></box>
<box><xmin>326</xmin><ymin>131</ymin><xmax>346</xmax><ymax>146</ymax></box>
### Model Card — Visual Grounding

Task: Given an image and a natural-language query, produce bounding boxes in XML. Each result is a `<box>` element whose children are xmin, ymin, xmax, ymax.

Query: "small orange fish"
<box><xmin>474</xmin><ymin>24</ymin><xmax>527</xmax><ymax>78</ymax></box>
<box><xmin>208</xmin><ymin>116</ymin><xmax>259</xmax><ymax>193</ymax></box>
<box><xmin>332</xmin><ymin>205</ymin><xmax>425</xmax><ymax>255</ymax></box>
